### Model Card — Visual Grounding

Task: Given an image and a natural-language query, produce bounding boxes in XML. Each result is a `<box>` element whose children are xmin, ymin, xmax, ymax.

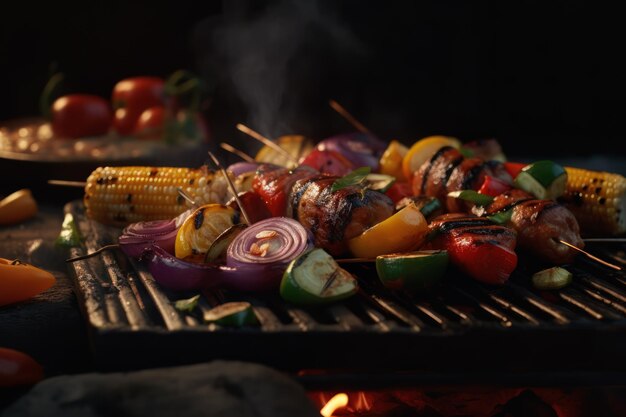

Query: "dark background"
<box><xmin>1</xmin><ymin>0</ymin><xmax>625</xmax><ymax>165</ymax></box>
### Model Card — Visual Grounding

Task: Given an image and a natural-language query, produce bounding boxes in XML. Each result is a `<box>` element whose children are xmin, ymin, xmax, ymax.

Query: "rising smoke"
<box><xmin>198</xmin><ymin>0</ymin><xmax>366</xmax><ymax>141</ymax></box>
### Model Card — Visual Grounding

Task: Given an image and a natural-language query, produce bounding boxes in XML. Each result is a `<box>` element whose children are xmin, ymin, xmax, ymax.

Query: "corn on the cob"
<box><xmin>84</xmin><ymin>166</ymin><xmax>233</xmax><ymax>225</ymax></box>
<box><xmin>560</xmin><ymin>167</ymin><xmax>626</xmax><ymax>236</ymax></box>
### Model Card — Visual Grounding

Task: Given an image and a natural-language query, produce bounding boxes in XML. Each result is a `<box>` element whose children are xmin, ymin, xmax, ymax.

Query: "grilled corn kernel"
<box><xmin>84</xmin><ymin>166</ymin><xmax>233</xmax><ymax>225</ymax></box>
<box><xmin>560</xmin><ymin>167</ymin><xmax>626</xmax><ymax>236</ymax></box>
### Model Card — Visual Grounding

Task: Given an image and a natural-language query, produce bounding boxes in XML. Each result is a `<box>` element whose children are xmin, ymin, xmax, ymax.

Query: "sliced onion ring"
<box><xmin>142</xmin><ymin>244</ymin><xmax>278</xmax><ymax>292</ymax></box>
<box><xmin>141</xmin><ymin>245</ymin><xmax>227</xmax><ymax>291</ymax></box>
<box><xmin>226</xmin><ymin>217</ymin><xmax>313</xmax><ymax>290</ymax></box>
<box><xmin>227</xmin><ymin>162</ymin><xmax>259</xmax><ymax>177</ymax></box>
<box><xmin>119</xmin><ymin>210</ymin><xmax>192</xmax><ymax>259</ymax></box>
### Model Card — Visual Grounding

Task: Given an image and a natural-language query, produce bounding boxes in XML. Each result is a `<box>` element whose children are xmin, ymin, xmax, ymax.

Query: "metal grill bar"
<box><xmin>65</xmin><ymin>202</ymin><xmax>626</xmax><ymax>376</ymax></box>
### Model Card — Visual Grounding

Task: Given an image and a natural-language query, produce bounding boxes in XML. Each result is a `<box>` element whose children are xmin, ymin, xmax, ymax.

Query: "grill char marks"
<box><xmin>252</xmin><ymin>165</ymin><xmax>318</xmax><ymax>217</ymax></box>
<box><xmin>413</xmin><ymin>147</ymin><xmax>464</xmax><ymax>203</ymax></box>
<box><xmin>428</xmin><ymin>214</ymin><xmax>517</xmax><ymax>252</ymax></box>
<box><xmin>295</xmin><ymin>178</ymin><xmax>394</xmax><ymax>256</ymax></box>
<box><xmin>424</xmin><ymin>213</ymin><xmax>518</xmax><ymax>284</ymax></box>
<box><xmin>411</xmin><ymin>147</ymin><xmax>512</xmax><ymax>213</ymax></box>
<box><xmin>253</xmin><ymin>165</ymin><xmax>394</xmax><ymax>256</ymax></box>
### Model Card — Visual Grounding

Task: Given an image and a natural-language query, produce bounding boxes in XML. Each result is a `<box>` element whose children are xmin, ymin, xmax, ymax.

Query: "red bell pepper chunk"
<box><xmin>385</xmin><ymin>181</ymin><xmax>413</xmax><ymax>204</ymax></box>
<box><xmin>503</xmin><ymin>162</ymin><xmax>527</xmax><ymax>179</ymax></box>
<box><xmin>447</xmin><ymin>237</ymin><xmax>518</xmax><ymax>285</ymax></box>
<box><xmin>478</xmin><ymin>175</ymin><xmax>512</xmax><ymax>197</ymax></box>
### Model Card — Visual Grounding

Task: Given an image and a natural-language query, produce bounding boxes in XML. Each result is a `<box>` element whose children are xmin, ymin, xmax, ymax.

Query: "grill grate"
<box><xmin>65</xmin><ymin>202</ymin><xmax>626</xmax><ymax>382</ymax></box>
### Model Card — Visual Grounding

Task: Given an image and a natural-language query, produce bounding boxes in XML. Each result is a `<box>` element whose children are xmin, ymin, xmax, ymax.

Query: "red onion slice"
<box><xmin>141</xmin><ymin>245</ymin><xmax>226</xmax><ymax>291</ymax></box>
<box><xmin>119</xmin><ymin>219</ymin><xmax>178</xmax><ymax>259</ymax></box>
<box><xmin>119</xmin><ymin>209</ymin><xmax>193</xmax><ymax>259</ymax></box>
<box><xmin>227</xmin><ymin>162</ymin><xmax>259</xmax><ymax>177</ymax></box>
<box><xmin>226</xmin><ymin>217</ymin><xmax>313</xmax><ymax>289</ymax></box>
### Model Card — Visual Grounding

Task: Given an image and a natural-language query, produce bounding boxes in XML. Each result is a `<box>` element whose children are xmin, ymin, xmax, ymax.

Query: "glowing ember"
<box><xmin>320</xmin><ymin>393</ymin><xmax>348</xmax><ymax>417</ymax></box>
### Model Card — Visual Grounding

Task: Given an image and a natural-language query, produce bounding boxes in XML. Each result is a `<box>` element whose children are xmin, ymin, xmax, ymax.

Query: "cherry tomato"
<box><xmin>0</xmin><ymin>347</ymin><xmax>43</xmax><ymax>387</ymax></box>
<box><xmin>134</xmin><ymin>106</ymin><xmax>166</xmax><ymax>139</ymax></box>
<box><xmin>112</xmin><ymin>76</ymin><xmax>164</xmax><ymax>135</ymax></box>
<box><xmin>51</xmin><ymin>94</ymin><xmax>112</xmax><ymax>138</ymax></box>
<box><xmin>300</xmin><ymin>149</ymin><xmax>354</xmax><ymax>176</ymax></box>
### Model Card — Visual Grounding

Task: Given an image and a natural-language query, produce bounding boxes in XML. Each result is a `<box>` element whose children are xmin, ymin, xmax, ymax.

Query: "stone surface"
<box><xmin>2</xmin><ymin>361</ymin><xmax>320</xmax><ymax>417</ymax></box>
<box><xmin>0</xmin><ymin>205</ymin><xmax>92</xmax><ymax>377</ymax></box>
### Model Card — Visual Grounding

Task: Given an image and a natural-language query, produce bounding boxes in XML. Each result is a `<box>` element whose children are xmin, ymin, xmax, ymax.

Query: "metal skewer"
<box><xmin>235</xmin><ymin>123</ymin><xmax>297</xmax><ymax>165</ymax></box>
<box><xmin>583</xmin><ymin>238</ymin><xmax>626</xmax><ymax>243</ymax></box>
<box><xmin>558</xmin><ymin>239</ymin><xmax>622</xmax><ymax>271</ymax></box>
<box><xmin>207</xmin><ymin>152</ymin><xmax>252</xmax><ymax>225</ymax></box>
<box><xmin>219</xmin><ymin>142</ymin><xmax>256</xmax><ymax>163</ymax></box>
<box><xmin>329</xmin><ymin>99</ymin><xmax>373</xmax><ymax>135</ymax></box>
<box><xmin>65</xmin><ymin>244</ymin><xmax>119</xmax><ymax>263</ymax></box>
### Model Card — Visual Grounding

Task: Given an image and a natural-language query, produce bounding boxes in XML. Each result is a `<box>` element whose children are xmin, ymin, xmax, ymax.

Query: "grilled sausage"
<box><xmin>486</xmin><ymin>190</ymin><xmax>584</xmax><ymax>264</ymax></box>
<box><xmin>254</xmin><ymin>165</ymin><xmax>394</xmax><ymax>256</ymax></box>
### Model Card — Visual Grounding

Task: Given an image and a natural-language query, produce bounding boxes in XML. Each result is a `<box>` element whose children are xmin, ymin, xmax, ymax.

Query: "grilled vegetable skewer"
<box><xmin>411</xmin><ymin>147</ymin><xmax>585</xmax><ymax>264</ymax></box>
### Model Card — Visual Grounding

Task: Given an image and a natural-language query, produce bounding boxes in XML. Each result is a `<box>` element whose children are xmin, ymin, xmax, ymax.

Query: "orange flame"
<box><xmin>320</xmin><ymin>393</ymin><xmax>349</xmax><ymax>417</ymax></box>
<box><xmin>317</xmin><ymin>391</ymin><xmax>375</xmax><ymax>415</ymax></box>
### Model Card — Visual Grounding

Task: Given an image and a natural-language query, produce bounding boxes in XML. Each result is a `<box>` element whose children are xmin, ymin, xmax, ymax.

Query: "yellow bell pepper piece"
<box><xmin>0</xmin><ymin>189</ymin><xmax>37</xmax><ymax>226</ymax></box>
<box><xmin>0</xmin><ymin>258</ymin><xmax>56</xmax><ymax>306</ymax></box>
<box><xmin>347</xmin><ymin>203</ymin><xmax>428</xmax><ymax>259</ymax></box>
<box><xmin>379</xmin><ymin>140</ymin><xmax>408</xmax><ymax>181</ymax></box>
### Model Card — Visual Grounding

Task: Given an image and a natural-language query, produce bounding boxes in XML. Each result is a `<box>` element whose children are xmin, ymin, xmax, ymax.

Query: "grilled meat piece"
<box><xmin>253</xmin><ymin>164</ymin><xmax>394</xmax><ymax>256</ymax></box>
<box><xmin>252</xmin><ymin>165</ymin><xmax>317</xmax><ymax>217</ymax></box>
<box><xmin>412</xmin><ymin>146</ymin><xmax>464</xmax><ymax>203</ymax></box>
<box><xmin>292</xmin><ymin>177</ymin><xmax>394</xmax><ymax>256</ymax></box>
<box><xmin>487</xmin><ymin>190</ymin><xmax>584</xmax><ymax>264</ymax></box>
<box><xmin>412</xmin><ymin>148</ymin><xmax>512</xmax><ymax>212</ymax></box>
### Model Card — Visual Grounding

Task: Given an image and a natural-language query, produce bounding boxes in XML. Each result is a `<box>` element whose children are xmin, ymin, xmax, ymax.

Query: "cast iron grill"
<box><xmin>65</xmin><ymin>202</ymin><xmax>626</xmax><ymax>385</ymax></box>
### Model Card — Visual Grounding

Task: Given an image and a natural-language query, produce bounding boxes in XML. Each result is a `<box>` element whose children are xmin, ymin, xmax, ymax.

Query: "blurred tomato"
<box><xmin>0</xmin><ymin>347</ymin><xmax>44</xmax><ymax>387</ymax></box>
<box><xmin>51</xmin><ymin>94</ymin><xmax>112</xmax><ymax>139</ymax></box>
<box><xmin>134</xmin><ymin>106</ymin><xmax>165</xmax><ymax>139</ymax></box>
<box><xmin>112</xmin><ymin>76</ymin><xmax>164</xmax><ymax>135</ymax></box>
<box><xmin>300</xmin><ymin>149</ymin><xmax>354</xmax><ymax>176</ymax></box>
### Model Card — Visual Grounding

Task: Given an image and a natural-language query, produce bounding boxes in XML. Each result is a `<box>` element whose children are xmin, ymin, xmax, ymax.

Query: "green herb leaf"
<box><xmin>447</xmin><ymin>190</ymin><xmax>494</xmax><ymax>206</ymax></box>
<box><xmin>175</xmin><ymin>294</ymin><xmax>200</xmax><ymax>313</ymax></box>
<box><xmin>487</xmin><ymin>209</ymin><xmax>513</xmax><ymax>225</ymax></box>
<box><xmin>331</xmin><ymin>167</ymin><xmax>371</xmax><ymax>193</ymax></box>
<box><xmin>459</xmin><ymin>147</ymin><xmax>474</xmax><ymax>158</ymax></box>
<box><xmin>55</xmin><ymin>213</ymin><xmax>82</xmax><ymax>248</ymax></box>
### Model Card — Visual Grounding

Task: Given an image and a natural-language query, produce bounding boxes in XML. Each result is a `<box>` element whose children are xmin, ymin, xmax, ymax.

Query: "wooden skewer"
<box><xmin>335</xmin><ymin>258</ymin><xmax>376</xmax><ymax>264</ymax></box>
<box><xmin>48</xmin><ymin>180</ymin><xmax>87</xmax><ymax>187</ymax></box>
<box><xmin>235</xmin><ymin>123</ymin><xmax>297</xmax><ymax>165</ymax></box>
<box><xmin>558</xmin><ymin>239</ymin><xmax>622</xmax><ymax>271</ymax></box>
<box><xmin>219</xmin><ymin>142</ymin><xmax>256</xmax><ymax>163</ymax></box>
<box><xmin>207</xmin><ymin>152</ymin><xmax>252</xmax><ymax>225</ymax></box>
<box><xmin>329</xmin><ymin>99</ymin><xmax>373</xmax><ymax>135</ymax></box>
